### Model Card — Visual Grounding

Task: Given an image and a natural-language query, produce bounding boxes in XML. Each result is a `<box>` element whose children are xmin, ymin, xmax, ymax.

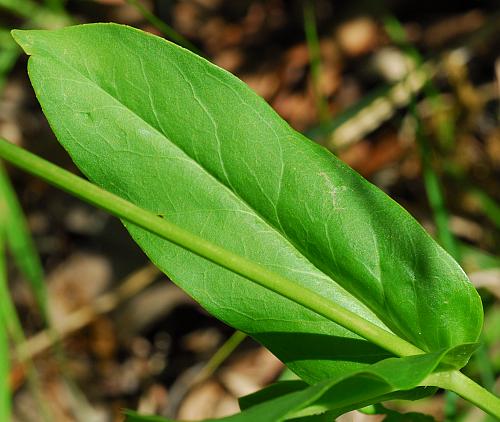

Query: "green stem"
<box><xmin>2</xmin><ymin>139</ymin><xmax>500</xmax><ymax>417</ymax></box>
<box><xmin>0</xmin><ymin>138</ymin><xmax>421</xmax><ymax>359</ymax></box>
<box><xmin>197</xmin><ymin>330</ymin><xmax>247</xmax><ymax>382</ymax></box>
<box><xmin>423</xmin><ymin>370</ymin><xmax>500</xmax><ymax>417</ymax></box>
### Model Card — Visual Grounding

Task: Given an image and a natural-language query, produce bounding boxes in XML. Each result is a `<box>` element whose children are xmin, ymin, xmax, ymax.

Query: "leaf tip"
<box><xmin>11</xmin><ymin>29</ymin><xmax>36</xmax><ymax>55</ymax></box>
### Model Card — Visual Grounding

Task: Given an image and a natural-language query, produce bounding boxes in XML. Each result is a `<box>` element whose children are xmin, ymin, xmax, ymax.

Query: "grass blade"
<box><xmin>303</xmin><ymin>0</ymin><xmax>329</xmax><ymax>124</ymax></box>
<box><xmin>0</xmin><ymin>231</ymin><xmax>11</xmax><ymax>422</ymax></box>
<box><xmin>0</xmin><ymin>163</ymin><xmax>47</xmax><ymax>320</ymax></box>
<box><xmin>124</xmin><ymin>0</ymin><xmax>201</xmax><ymax>55</ymax></box>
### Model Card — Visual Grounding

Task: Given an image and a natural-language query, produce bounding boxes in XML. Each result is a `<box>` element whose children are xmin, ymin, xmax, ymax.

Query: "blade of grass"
<box><xmin>0</xmin><ymin>230</ymin><xmax>11</xmax><ymax>422</ymax></box>
<box><xmin>0</xmin><ymin>225</ymin><xmax>52</xmax><ymax>421</ymax></box>
<box><xmin>0</xmin><ymin>325</ymin><xmax>8</xmax><ymax>421</ymax></box>
<box><xmin>0</xmin><ymin>29</ymin><xmax>20</xmax><ymax>92</ymax></box>
<box><xmin>469</xmin><ymin>188</ymin><xmax>500</xmax><ymax>229</ymax></box>
<box><xmin>460</xmin><ymin>243</ymin><xmax>500</xmax><ymax>273</ymax></box>
<box><xmin>303</xmin><ymin>0</ymin><xmax>329</xmax><ymax>125</ymax></box>
<box><xmin>0</xmin><ymin>163</ymin><xmax>48</xmax><ymax>320</ymax></box>
<box><xmin>0</xmin><ymin>0</ymin><xmax>38</xmax><ymax>19</ymax></box>
<box><xmin>124</xmin><ymin>0</ymin><xmax>202</xmax><ymax>56</ymax></box>
<box><xmin>444</xmin><ymin>163</ymin><xmax>500</xmax><ymax>230</ymax></box>
<box><xmin>0</xmin><ymin>0</ymin><xmax>72</xmax><ymax>29</ymax></box>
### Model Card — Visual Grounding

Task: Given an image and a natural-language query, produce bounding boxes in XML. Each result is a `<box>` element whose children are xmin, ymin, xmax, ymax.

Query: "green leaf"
<box><xmin>239</xmin><ymin>380</ymin><xmax>309</xmax><ymax>410</ymax></box>
<box><xmin>239</xmin><ymin>380</ymin><xmax>433</xmax><ymax>415</ymax></box>
<box><xmin>11</xmin><ymin>24</ymin><xmax>482</xmax><ymax>380</ymax></box>
<box><xmin>0</xmin><ymin>163</ymin><xmax>47</xmax><ymax>318</ymax></box>
<box><xmin>125</xmin><ymin>352</ymin><xmax>445</xmax><ymax>422</ymax></box>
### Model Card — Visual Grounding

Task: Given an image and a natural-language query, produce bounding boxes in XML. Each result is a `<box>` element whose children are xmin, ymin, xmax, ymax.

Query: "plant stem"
<box><xmin>0</xmin><ymin>138</ymin><xmax>422</xmax><ymax>359</ymax></box>
<box><xmin>197</xmin><ymin>330</ymin><xmax>247</xmax><ymax>382</ymax></box>
<box><xmin>423</xmin><ymin>370</ymin><xmax>500</xmax><ymax>417</ymax></box>
<box><xmin>2</xmin><ymin>139</ymin><xmax>500</xmax><ymax>417</ymax></box>
<box><xmin>303</xmin><ymin>0</ymin><xmax>329</xmax><ymax>124</ymax></box>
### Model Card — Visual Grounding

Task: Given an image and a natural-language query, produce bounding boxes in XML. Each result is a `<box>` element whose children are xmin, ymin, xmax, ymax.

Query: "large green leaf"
<box><xmin>12</xmin><ymin>24</ymin><xmax>482</xmax><ymax>381</ymax></box>
<box><xmin>125</xmin><ymin>352</ymin><xmax>445</xmax><ymax>421</ymax></box>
